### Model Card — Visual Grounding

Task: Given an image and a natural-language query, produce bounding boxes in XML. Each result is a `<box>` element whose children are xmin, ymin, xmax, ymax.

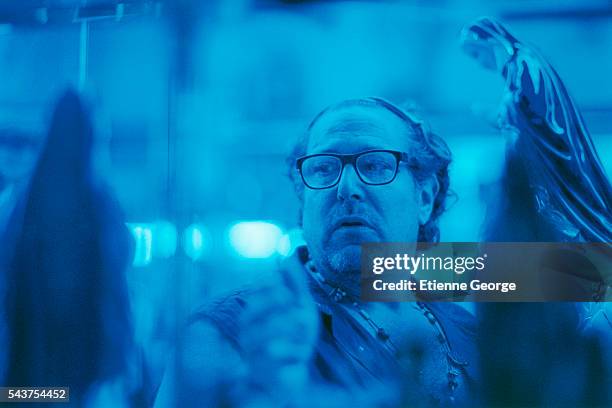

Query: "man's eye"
<box><xmin>362</xmin><ymin>159</ymin><xmax>391</xmax><ymax>172</ymax></box>
<box><xmin>313</xmin><ymin>163</ymin><xmax>333</xmax><ymax>173</ymax></box>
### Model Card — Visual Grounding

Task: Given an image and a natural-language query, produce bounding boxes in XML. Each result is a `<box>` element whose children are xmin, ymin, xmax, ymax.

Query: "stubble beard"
<box><xmin>316</xmin><ymin>244</ymin><xmax>362</xmax><ymax>299</ymax></box>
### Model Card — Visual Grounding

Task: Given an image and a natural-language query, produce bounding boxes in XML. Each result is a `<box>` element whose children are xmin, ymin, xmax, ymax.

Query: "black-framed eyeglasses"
<box><xmin>296</xmin><ymin>149</ymin><xmax>412</xmax><ymax>190</ymax></box>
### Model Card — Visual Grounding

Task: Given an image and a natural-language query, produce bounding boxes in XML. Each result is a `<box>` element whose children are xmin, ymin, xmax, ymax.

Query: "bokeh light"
<box><xmin>126</xmin><ymin>223</ymin><xmax>153</xmax><ymax>267</ymax></box>
<box><xmin>228</xmin><ymin>221</ymin><xmax>283</xmax><ymax>259</ymax></box>
<box><xmin>183</xmin><ymin>223</ymin><xmax>209</xmax><ymax>261</ymax></box>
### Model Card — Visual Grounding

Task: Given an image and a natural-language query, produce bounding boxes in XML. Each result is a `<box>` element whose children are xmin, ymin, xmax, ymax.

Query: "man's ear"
<box><xmin>418</xmin><ymin>176</ymin><xmax>439</xmax><ymax>226</ymax></box>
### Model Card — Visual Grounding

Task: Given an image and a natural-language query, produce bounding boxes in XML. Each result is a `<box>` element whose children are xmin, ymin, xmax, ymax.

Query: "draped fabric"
<box><xmin>4</xmin><ymin>90</ymin><xmax>133</xmax><ymax>402</ymax></box>
<box><xmin>465</xmin><ymin>18</ymin><xmax>612</xmax><ymax>243</ymax></box>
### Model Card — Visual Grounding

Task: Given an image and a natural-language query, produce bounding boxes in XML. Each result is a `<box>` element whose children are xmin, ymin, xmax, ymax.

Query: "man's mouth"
<box><xmin>342</xmin><ymin>221</ymin><xmax>364</xmax><ymax>227</ymax></box>
<box><xmin>333</xmin><ymin>216</ymin><xmax>374</xmax><ymax>231</ymax></box>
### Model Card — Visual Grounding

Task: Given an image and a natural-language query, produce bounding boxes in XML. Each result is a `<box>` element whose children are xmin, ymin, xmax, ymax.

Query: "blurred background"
<box><xmin>1</xmin><ymin>0</ymin><xmax>611</xmax><ymax>400</ymax></box>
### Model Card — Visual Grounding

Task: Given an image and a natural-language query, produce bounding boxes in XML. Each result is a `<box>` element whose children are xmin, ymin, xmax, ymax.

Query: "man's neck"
<box><xmin>310</xmin><ymin>257</ymin><xmax>407</xmax><ymax>308</ymax></box>
<box><xmin>311</xmin><ymin>259</ymin><xmax>360</xmax><ymax>301</ymax></box>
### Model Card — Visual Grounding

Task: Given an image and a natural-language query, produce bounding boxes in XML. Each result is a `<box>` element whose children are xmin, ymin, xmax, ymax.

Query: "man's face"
<box><xmin>301</xmin><ymin>105</ymin><xmax>430</xmax><ymax>282</ymax></box>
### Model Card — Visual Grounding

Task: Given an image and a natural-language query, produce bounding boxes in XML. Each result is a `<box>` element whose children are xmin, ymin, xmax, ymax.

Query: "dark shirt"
<box><xmin>189</xmin><ymin>250</ymin><xmax>480</xmax><ymax>406</ymax></box>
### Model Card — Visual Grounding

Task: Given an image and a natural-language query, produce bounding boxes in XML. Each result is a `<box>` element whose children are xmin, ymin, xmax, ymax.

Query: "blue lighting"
<box><xmin>126</xmin><ymin>223</ymin><xmax>153</xmax><ymax>267</ymax></box>
<box><xmin>228</xmin><ymin>221</ymin><xmax>283</xmax><ymax>259</ymax></box>
<box><xmin>153</xmin><ymin>221</ymin><xmax>178</xmax><ymax>259</ymax></box>
<box><xmin>183</xmin><ymin>223</ymin><xmax>208</xmax><ymax>261</ymax></box>
<box><xmin>276</xmin><ymin>228</ymin><xmax>305</xmax><ymax>257</ymax></box>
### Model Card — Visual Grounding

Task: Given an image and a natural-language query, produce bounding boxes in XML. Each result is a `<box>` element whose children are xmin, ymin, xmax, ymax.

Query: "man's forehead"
<box><xmin>306</xmin><ymin>106</ymin><xmax>412</xmax><ymax>153</ymax></box>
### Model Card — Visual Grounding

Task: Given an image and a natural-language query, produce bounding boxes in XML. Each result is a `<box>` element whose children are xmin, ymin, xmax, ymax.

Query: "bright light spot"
<box><xmin>183</xmin><ymin>223</ymin><xmax>208</xmax><ymax>261</ymax></box>
<box><xmin>276</xmin><ymin>228</ymin><xmax>305</xmax><ymax>257</ymax></box>
<box><xmin>276</xmin><ymin>234</ymin><xmax>292</xmax><ymax>257</ymax></box>
<box><xmin>228</xmin><ymin>221</ymin><xmax>283</xmax><ymax>259</ymax></box>
<box><xmin>127</xmin><ymin>223</ymin><xmax>153</xmax><ymax>267</ymax></box>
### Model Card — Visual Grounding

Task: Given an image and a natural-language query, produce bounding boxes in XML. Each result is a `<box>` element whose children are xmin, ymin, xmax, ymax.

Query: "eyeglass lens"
<box><xmin>301</xmin><ymin>151</ymin><xmax>398</xmax><ymax>188</ymax></box>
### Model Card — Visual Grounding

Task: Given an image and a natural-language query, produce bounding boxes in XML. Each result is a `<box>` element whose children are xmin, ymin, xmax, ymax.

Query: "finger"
<box><xmin>247</xmin><ymin>283</ymin><xmax>292</xmax><ymax>301</ymax></box>
<box><xmin>278</xmin><ymin>255</ymin><xmax>312</xmax><ymax>305</ymax></box>
<box><xmin>240</xmin><ymin>290</ymin><xmax>295</xmax><ymax>324</ymax></box>
<box><xmin>241</xmin><ymin>308</ymin><xmax>317</xmax><ymax>348</ymax></box>
<box><xmin>243</xmin><ymin>341</ymin><xmax>314</xmax><ymax>364</ymax></box>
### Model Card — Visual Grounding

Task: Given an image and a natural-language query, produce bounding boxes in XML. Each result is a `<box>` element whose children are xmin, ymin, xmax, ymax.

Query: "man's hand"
<box><xmin>238</xmin><ymin>261</ymin><xmax>319</xmax><ymax>404</ymax></box>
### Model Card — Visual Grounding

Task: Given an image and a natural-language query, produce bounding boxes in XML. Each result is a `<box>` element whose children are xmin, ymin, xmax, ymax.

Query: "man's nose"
<box><xmin>336</xmin><ymin>164</ymin><xmax>364</xmax><ymax>202</ymax></box>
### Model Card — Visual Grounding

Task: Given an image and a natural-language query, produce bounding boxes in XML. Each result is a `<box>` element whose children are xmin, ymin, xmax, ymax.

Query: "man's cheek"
<box><xmin>378</xmin><ymin>199</ymin><xmax>418</xmax><ymax>241</ymax></box>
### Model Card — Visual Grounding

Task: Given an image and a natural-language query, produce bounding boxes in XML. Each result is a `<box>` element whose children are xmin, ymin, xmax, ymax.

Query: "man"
<box><xmin>155</xmin><ymin>97</ymin><xmax>478</xmax><ymax>407</ymax></box>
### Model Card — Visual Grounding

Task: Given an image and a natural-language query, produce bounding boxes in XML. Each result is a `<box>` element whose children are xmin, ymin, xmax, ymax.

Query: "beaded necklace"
<box><xmin>305</xmin><ymin>257</ymin><xmax>467</xmax><ymax>398</ymax></box>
